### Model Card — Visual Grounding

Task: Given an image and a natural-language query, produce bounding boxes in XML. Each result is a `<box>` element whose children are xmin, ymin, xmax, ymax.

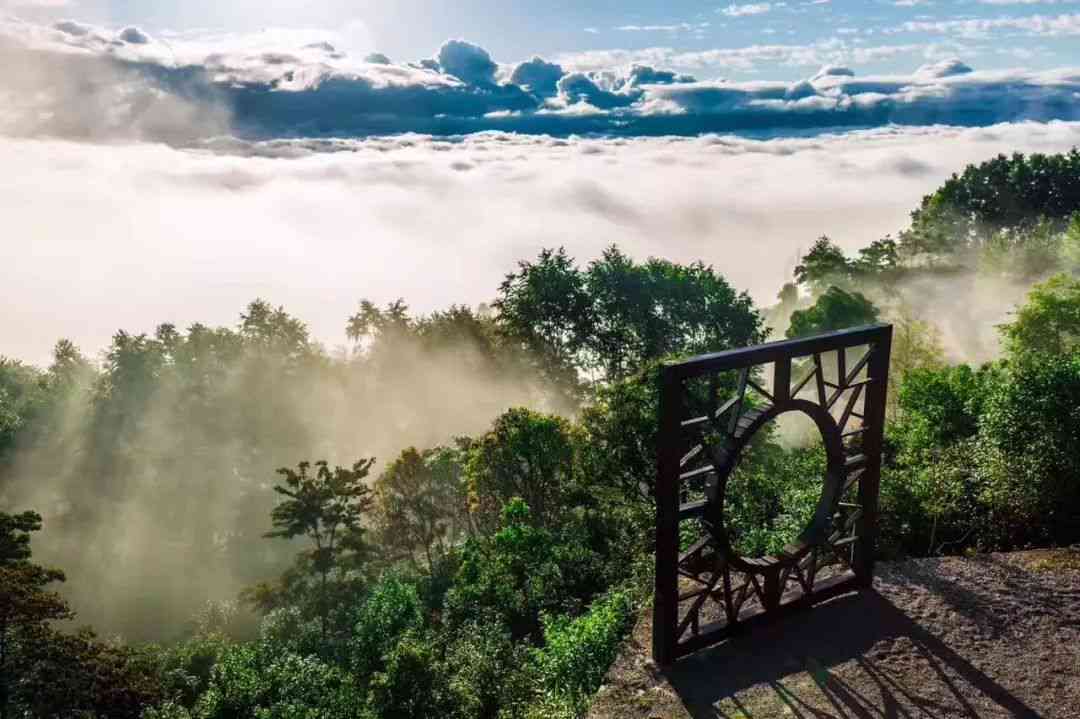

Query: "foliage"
<box><xmin>0</xmin><ymin>510</ymin><xmax>73</xmax><ymax>719</ymax></box>
<box><xmin>1000</xmin><ymin>273</ymin><xmax>1080</xmax><ymax>358</ymax></box>
<box><xmin>374</xmin><ymin>445</ymin><xmax>470</xmax><ymax>572</ymax></box>
<box><xmin>532</xmin><ymin>590</ymin><xmax>633</xmax><ymax>716</ymax></box>
<box><xmin>886</xmin><ymin>312</ymin><xmax>947</xmax><ymax>421</ymax></box>
<box><xmin>348</xmin><ymin>575</ymin><xmax>425</xmax><ymax>680</ymax></box>
<box><xmin>977</xmin><ymin>355</ymin><xmax>1080</xmax><ymax>546</ymax></box>
<box><xmin>794</xmin><ymin>236</ymin><xmax>852</xmax><ymax>292</ymax></box>
<box><xmin>496</xmin><ymin>245</ymin><xmax>765</xmax><ymax>384</ymax></box>
<box><xmin>445</xmin><ymin>499</ymin><xmax>606</xmax><ymax>642</ymax></box>
<box><xmin>254</xmin><ymin>459</ymin><xmax>375</xmax><ymax>642</ymax></box>
<box><xmin>194</xmin><ymin>644</ymin><xmax>365</xmax><ymax>719</ymax></box>
<box><xmin>368</xmin><ymin>634</ymin><xmax>455</xmax><ymax>719</ymax></box>
<box><xmin>444</xmin><ymin>620</ymin><xmax>536</xmax><ymax>719</ymax></box>
<box><xmin>901</xmin><ymin>150</ymin><xmax>1080</xmax><ymax>259</ymax></box>
<box><xmin>786</xmin><ymin>286</ymin><xmax>880</xmax><ymax>338</ymax></box>
<box><xmin>465</xmin><ymin>409</ymin><xmax>579</xmax><ymax>531</ymax></box>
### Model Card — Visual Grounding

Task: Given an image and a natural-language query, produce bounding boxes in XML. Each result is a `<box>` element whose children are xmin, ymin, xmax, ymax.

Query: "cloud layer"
<box><xmin>3</xmin><ymin>16</ymin><xmax>1080</xmax><ymax>142</ymax></box>
<box><xmin>4</xmin><ymin>120</ymin><xmax>1080</xmax><ymax>367</ymax></box>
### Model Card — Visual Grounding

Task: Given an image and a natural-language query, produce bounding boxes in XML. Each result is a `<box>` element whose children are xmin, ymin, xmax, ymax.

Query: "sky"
<box><xmin>2</xmin><ymin>1</ymin><xmax>1080</xmax><ymax>365</ymax></box>
<box><xmin>6</xmin><ymin>0</ymin><xmax>1080</xmax><ymax>79</ymax></box>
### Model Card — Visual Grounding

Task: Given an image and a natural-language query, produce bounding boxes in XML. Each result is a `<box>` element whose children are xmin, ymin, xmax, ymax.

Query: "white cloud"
<box><xmin>720</xmin><ymin>3</ymin><xmax>774</xmax><ymax>17</ymax></box>
<box><xmin>890</xmin><ymin>12</ymin><xmax>1080</xmax><ymax>37</ymax></box>
<box><xmin>615</xmin><ymin>22</ymin><xmax>711</xmax><ymax>32</ymax></box>
<box><xmin>4</xmin><ymin>121</ymin><xmax>1080</xmax><ymax>365</ymax></box>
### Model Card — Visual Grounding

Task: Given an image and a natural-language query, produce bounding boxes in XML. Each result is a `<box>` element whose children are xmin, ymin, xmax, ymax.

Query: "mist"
<box><xmin>6</xmin><ymin>121</ymin><xmax>1080</xmax><ymax>369</ymax></box>
<box><xmin>0</xmin><ymin>303</ymin><xmax>566</xmax><ymax>640</ymax></box>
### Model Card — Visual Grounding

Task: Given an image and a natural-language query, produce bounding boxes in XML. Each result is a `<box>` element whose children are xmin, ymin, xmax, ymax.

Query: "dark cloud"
<box><xmin>52</xmin><ymin>20</ymin><xmax>91</xmax><ymax>37</ymax></box>
<box><xmin>3</xmin><ymin>19</ymin><xmax>1080</xmax><ymax>144</ymax></box>
<box><xmin>556</xmin><ymin>72</ymin><xmax>638</xmax><ymax>109</ymax></box>
<box><xmin>622</xmin><ymin>64</ymin><xmax>696</xmax><ymax>87</ymax></box>
<box><xmin>437</xmin><ymin>39</ymin><xmax>497</xmax><ymax>86</ymax></box>
<box><xmin>510</xmin><ymin>56</ymin><xmax>564</xmax><ymax>97</ymax></box>
<box><xmin>118</xmin><ymin>27</ymin><xmax>149</xmax><ymax>44</ymax></box>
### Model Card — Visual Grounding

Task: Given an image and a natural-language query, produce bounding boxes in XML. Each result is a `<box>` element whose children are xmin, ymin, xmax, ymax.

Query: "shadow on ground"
<box><xmin>663</xmin><ymin>589</ymin><xmax>1042</xmax><ymax>718</ymax></box>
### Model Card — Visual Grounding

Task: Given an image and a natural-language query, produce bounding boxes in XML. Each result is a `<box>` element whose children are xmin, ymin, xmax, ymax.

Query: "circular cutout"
<box><xmin>703</xmin><ymin>400</ymin><xmax>845</xmax><ymax>573</ymax></box>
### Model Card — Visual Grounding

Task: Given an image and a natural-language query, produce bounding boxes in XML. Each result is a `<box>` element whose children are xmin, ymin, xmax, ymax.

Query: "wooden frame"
<box><xmin>652</xmin><ymin>324</ymin><xmax>893</xmax><ymax>665</ymax></box>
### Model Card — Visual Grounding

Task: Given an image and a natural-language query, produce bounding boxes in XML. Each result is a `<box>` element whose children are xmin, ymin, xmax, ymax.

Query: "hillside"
<box><xmin>589</xmin><ymin>548</ymin><xmax>1080</xmax><ymax>719</ymax></box>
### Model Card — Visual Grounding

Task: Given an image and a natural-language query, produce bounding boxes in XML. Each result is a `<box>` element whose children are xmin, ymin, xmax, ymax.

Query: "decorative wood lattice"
<box><xmin>652</xmin><ymin>325</ymin><xmax>893</xmax><ymax>665</ymax></box>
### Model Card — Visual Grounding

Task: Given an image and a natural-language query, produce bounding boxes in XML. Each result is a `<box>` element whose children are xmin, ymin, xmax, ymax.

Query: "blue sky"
<box><xmin>17</xmin><ymin>0</ymin><xmax>1080</xmax><ymax>79</ymax></box>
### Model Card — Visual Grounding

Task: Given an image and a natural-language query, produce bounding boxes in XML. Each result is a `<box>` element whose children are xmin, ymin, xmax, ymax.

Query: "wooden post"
<box><xmin>652</xmin><ymin>365</ymin><xmax>682</xmax><ymax>666</ymax></box>
<box><xmin>854</xmin><ymin>329</ymin><xmax>891</xmax><ymax>586</ymax></box>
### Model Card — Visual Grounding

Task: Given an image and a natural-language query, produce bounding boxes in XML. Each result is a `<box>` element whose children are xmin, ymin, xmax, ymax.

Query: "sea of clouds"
<box><xmin>3</xmin><ymin>17</ymin><xmax>1080</xmax><ymax>364</ymax></box>
<box><xmin>6</xmin><ymin>121</ymin><xmax>1080</xmax><ymax>365</ymax></box>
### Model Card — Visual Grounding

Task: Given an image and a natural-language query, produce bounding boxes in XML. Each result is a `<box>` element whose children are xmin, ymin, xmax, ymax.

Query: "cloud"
<box><xmin>889</xmin><ymin>12</ymin><xmax>1080</xmax><ymax>37</ymax></box>
<box><xmin>720</xmin><ymin>3</ymin><xmax>775</xmax><ymax>17</ymax></box>
<box><xmin>4</xmin><ymin>121</ymin><xmax>1080</xmax><ymax>367</ymax></box>
<box><xmin>615</xmin><ymin>22</ymin><xmax>711</xmax><ymax>33</ymax></box>
<box><xmin>118</xmin><ymin>26</ymin><xmax>150</xmax><ymax>45</ymax></box>
<box><xmin>915</xmin><ymin>58</ymin><xmax>973</xmax><ymax>78</ymax></box>
<box><xmin>2</xmin><ymin>17</ymin><xmax>1080</xmax><ymax>143</ymax></box>
<box><xmin>436</xmin><ymin>39</ymin><xmax>497</xmax><ymax>86</ymax></box>
<box><xmin>509</xmin><ymin>56</ymin><xmax>564</xmax><ymax>97</ymax></box>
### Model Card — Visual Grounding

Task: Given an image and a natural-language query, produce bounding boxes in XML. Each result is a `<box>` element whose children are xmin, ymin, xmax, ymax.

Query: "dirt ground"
<box><xmin>588</xmin><ymin>549</ymin><xmax>1080</xmax><ymax>719</ymax></box>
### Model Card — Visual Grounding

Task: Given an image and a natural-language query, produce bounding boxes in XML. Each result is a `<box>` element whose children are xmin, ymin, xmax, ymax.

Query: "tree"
<box><xmin>258</xmin><ymin>459</ymin><xmax>375</xmax><ymax>642</ymax></box>
<box><xmin>0</xmin><ymin>511</ymin><xmax>73</xmax><ymax>719</ymax></box>
<box><xmin>886</xmin><ymin>312</ymin><xmax>947</xmax><ymax>421</ymax></box>
<box><xmin>493</xmin><ymin>247</ymin><xmax>591</xmax><ymax>390</ymax></box>
<box><xmin>786</xmin><ymin>286</ymin><xmax>879</xmax><ymax>338</ymax></box>
<box><xmin>465</xmin><ymin>409</ymin><xmax>578</xmax><ymax>532</ymax></box>
<box><xmin>1000</xmin><ymin>273</ymin><xmax>1080</xmax><ymax>359</ymax></box>
<box><xmin>852</xmin><ymin>237</ymin><xmax>900</xmax><ymax>278</ymax></box>
<box><xmin>445</xmin><ymin>499</ymin><xmax>600</xmax><ymax>641</ymax></box>
<box><xmin>494</xmin><ymin>245</ymin><xmax>765</xmax><ymax>384</ymax></box>
<box><xmin>793</xmin><ymin>237</ymin><xmax>851</xmax><ymax>292</ymax></box>
<box><xmin>373</xmin><ymin>445</ymin><xmax>469</xmax><ymax>573</ymax></box>
<box><xmin>901</xmin><ymin>150</ymin><xmax>1080</xmax><ymax>259</ymax></box>
<box><xmin>582</xmin><ymin>247</ymin><xmax>764</xmax><ymax>380</ymax></box>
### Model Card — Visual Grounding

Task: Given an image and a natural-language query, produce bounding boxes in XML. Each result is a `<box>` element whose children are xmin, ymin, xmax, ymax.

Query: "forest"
<box><xmin>2</xmin><ymin>148</ymin><xmax>1080</xmax><ymax>718</ymax></box>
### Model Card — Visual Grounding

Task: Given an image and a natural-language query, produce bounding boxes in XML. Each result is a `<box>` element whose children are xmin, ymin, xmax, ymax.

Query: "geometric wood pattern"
<box><xmin>653</xmin><ymin>324</ymin><xmax>893</xmax><ymax>665</ymax></box>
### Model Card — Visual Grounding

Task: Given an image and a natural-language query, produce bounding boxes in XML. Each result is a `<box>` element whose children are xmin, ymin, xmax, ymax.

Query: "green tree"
<box><xmin>256</xmin><ymin>459</ymin><xmax>375</xmax><ymax>642</ymax></box>
<box><xmin>465</xmin><ymin>409</ymin><xmax>579</xmax><ymax>532</ymax></box>
<box><xmin>901</xmin><ymin>149</ymin><xmax>1080</xmax><ymax>259</ymax></box>
<box><xmin>531</xmin><ymin>590</ymin><xmax>633</xmax><ymax>717</ymax></box>
<box><xmin>977</xmin><ymin>355</ymin><xmax>1080</xmax><ymax>546</ymax></box>
<box><xmin>373</xmin><ymin>445</ymin><xmax>469</xmax><ymax>573</ymax></box>
<box><xmin>794</xmin><ymin>236</ymin><xmax>851</xmax><ymax>292</ymax></box>
<box><xmin>886</xmin><ymin>312</ymin><xmax>947</xmax><ymax>421</ymax></box>
<box><xmin>1000</xmin><ymin>273</ymin><xmax>1080</xmax><ymax>358</ymax></box>
<box><xmin>786</xmin><ymin>286</ymin><xmax>880</xmax><ymax>338</ymax></box>
<box><xmin>368</xmin><ymin>634</ymin><xmax>455</xmax><ymax>719</ymax></box>
<box><xmin>445</xmin><ymin>499</ymin><xmax>603</xmax><ymax>641</ymax></box>
<box><xmin>494</xmin><ymin>245</ymin><xmax>764</xmax><ymax>384</ymax></box>
<box><xmin>494</xmin><ymin>247</ymin><xmax>591</xmax><ymax>390</ymax></box>
<box><xmin>0</xmin><ymin>510</ymin><xmax>72</xmax><ymax>719</ymax></box>
<box><xmin>582</xmin><ymin>246</ymin><xmax>764</xmax><ymax>380</ymax></box>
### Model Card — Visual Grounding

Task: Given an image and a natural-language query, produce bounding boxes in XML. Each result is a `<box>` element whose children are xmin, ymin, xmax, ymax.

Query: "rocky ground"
<box><xmin>588</xmin><ymin>549</ymin><xmax>1080</xmax><ymax>719</ymax></box>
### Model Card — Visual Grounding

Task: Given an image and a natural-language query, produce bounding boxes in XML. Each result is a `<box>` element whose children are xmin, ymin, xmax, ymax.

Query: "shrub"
<box><xmin>532</xmin><ymin>590</ymin><xmax>634</xmax><ymax>716</ymax></box>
